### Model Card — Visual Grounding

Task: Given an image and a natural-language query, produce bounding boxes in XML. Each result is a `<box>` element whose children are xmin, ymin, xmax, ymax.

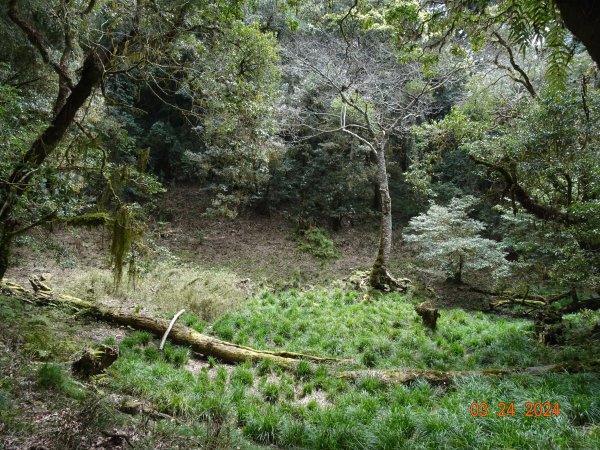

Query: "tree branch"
<box><xmin>468</xmin><ymin>155</ymin><xmax>571</xmax><ymax>223</ymax></box>
<box><xmin>8</xmin><ymin>0</ymin><xmax>74</xmax><ymax>90</ymax></box>
<box><xmin>492</xmin><ymin>32</ymin><xmax>536</xmax><ymax>98</ymax></box>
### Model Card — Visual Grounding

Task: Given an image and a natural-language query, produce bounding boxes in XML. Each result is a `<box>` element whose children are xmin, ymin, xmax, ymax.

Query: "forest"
<box><xmin>1</xmin><ymin>0</ymin><xmax>599</xmax><ymax>448</ymax></box>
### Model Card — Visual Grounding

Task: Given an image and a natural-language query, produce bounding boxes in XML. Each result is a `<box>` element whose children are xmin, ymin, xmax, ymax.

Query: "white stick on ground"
<box><xmin>160</xmin><ymin>308</ymin><xmax>186</xmax><ymax>350</ymax></box>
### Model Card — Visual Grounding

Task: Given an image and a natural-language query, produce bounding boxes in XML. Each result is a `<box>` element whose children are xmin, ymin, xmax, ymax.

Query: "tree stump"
<box><xmin>534</xmin><ymin>309</ymin><xmax>564</xmax><ymax>345</ymax></box>
<box><xmin>72</xmin><ymin>344</ymin><xmax>119</xmax><ymax>377</ymax></box>
<box><xmin>415</xmin><ymin>301</ymin><xmax>440</xmax><ymax>331</ymax></box>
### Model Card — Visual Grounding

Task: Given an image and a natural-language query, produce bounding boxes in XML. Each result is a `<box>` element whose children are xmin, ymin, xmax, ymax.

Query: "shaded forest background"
<box><xmin>1</xmin><ymin>1</ymin><xmax>600</xmax><ymax>449</ymax></box>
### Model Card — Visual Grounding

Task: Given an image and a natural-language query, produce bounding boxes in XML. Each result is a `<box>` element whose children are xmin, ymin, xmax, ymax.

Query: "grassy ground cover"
<box><xmin>108</xmin><ymin>288</ymin><xmax>600</xmax><ymax>449</ymax></box>
<box><xmin>2</xmin><ymin>285</ymin><xmax>600</xmax><ymax>449</ymax></box>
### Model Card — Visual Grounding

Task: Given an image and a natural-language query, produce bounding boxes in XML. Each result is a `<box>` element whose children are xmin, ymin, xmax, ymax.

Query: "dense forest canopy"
<box><xmin>2</xmin><ymin>0</ymin><xmax>598</xmax><ymax>295</ymax></box>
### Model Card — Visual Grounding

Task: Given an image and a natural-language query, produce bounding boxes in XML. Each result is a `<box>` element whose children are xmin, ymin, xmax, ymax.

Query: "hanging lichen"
<box><xmin>137</xmin><ymin>147</ymin><xmax>150</xmax><ymax>172</ymax></box>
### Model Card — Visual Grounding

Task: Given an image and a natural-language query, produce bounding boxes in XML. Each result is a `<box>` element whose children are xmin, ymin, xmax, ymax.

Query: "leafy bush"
<box><xmin>404</xmin><ymin>196</ymin><xmax>509</xmax><ymax>285</ymax></box>
<box><xmin>296</xmin><ymin>227</ymin><xmax>338</xmax><ymax>261</ymax></box>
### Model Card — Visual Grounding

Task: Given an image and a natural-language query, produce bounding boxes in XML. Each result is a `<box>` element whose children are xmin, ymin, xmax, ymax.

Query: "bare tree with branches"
<box><xmin>286</xmin><ymin>21</ymin><xmax>463</xmax><ymax>289</ymax></box>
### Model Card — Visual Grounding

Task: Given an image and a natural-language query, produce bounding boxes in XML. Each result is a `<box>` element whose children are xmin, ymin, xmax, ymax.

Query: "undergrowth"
<box><xmin>105</xmin><ymin>288</ymin><xmax>600</xmax><ymax>449</ymax></box>
<box><xmin>3</xmin><ymin>286</ymin><xmax>600</xmax><ymax>449</ymax></box>
<box><xmin>296</xmin><ymin>227</ymin><xmax>338</xmax><ymax>261</ymax></box>
<box><xmin>211</xmin><ymin>288</ymin><xmax>588</xmax><ymax>370</ymax></box>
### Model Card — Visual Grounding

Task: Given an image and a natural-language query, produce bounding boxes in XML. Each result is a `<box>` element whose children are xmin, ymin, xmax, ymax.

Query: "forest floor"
<box><xmin>1</xmin><ymin>186</ymin><xmax>600</xmax><ymax>449</ymax></box>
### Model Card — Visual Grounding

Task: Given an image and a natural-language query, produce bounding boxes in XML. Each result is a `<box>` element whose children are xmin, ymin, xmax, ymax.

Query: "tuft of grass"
<box><xmin>37</xmin><ymin>363</ymin><xmax>66</xmax><ymax>389</ymax></box>
<box><xmin>37</xmin><ymin>364</ymin><xmax>86</xmax><ymax>400</ymax></box>
<box><xmin>231</xmin><ymin>366</ymin><xmax>254</xmax><ymax>387</ymax></box>
<box><xmin>261</xmin><ymin>382</ymin><xmax>281</xmax><ymax>403</ymax></box>
<box><xmin>295</xmin><ymin>360</ymin><xmax>313</xmax><ymax>381</ymax></box>
<box><xmin>296</xmin><ymin>227</ymin><xmax>338</xmax><ymax>261</ymax></box>
<box><xmin>162</xmin><ymin>342</ymin><xmax>190</xmax><ymax>368</ymax></box>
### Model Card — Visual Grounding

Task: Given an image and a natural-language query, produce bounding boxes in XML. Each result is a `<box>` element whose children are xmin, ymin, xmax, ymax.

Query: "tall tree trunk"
<box><xmin>0</xmin><ymin>234</ymin><xmax>10</xmax><ymax>280</ymax></box>
<box><xmin>369</xmin><ymin>142</ymin><xmax>396</xmax><ymax>289</ymax></box>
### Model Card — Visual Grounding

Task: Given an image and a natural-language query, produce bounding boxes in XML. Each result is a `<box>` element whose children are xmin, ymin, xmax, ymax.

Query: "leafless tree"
<box><xmin>286</xmin><ymin>23</ymin><xmax>463</xmax><ymax>289</ymax></box>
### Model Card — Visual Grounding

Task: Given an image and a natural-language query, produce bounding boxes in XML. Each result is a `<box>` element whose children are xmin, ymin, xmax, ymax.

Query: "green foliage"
<box><xmin>404</xmin><ymin>196</ymin><xmax>509</xmax><ymax>285</ymax></box>
<box><xmin>37</xmin><ymin>364</ymin><xmax>67</xmax><ymax>389</ymax></box>
<box><xmin>296</xmin><ymin>227</ymin><xmax>338</xmax><ymax>261</ymax></box>
<box><xmin>37</xmin><ymin>364</ymin><xmax>86</xmax><ymax>400</ymax></box>
<box><xmin>231</xmin><ymin>366</ymin><xmax>255</xmax><ymax>387</ymax></box>
<box><xmin>211</xmin><ymin>288</ymin><xmax>587</xmax><ymax>369</ymax></box>
<box><xmin>162</xmin><ymin>343</ymin><xmax>190</xmax><ymax>368</ymax></box>
<box><xmin>269</xmin><ymin>141</ymin><xmax>377</xmax><ymax>227</ymax></box>
<box><xmin>388</xmin><ymin>0</ymin><xmax>576</xmax><ymax>93</ymax></box>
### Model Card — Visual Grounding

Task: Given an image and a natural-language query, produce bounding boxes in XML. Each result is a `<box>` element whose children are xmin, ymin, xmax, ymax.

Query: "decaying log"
<box><xmin>490</xmin><ymin>298</ymin><xmax>547</xmax><ymax>309</ymax></box>
<box><xmin>483</xmin><ymin>288</ymin><xmax>600</xmax><ymax>315</ymax></box>
<box><xmin>338</xmin><ymin>360</ymin><xmax>600</xmax><ymax>385</ymax></box>
<box><xmin>415</xmin><ymin>301</ymin><xmax>440</xmax><ymax>331</ymax></box>
<box><xmin>1</xmin><ymin>280</ymin><xmax>349</xmax><ymax>369</ymax></box>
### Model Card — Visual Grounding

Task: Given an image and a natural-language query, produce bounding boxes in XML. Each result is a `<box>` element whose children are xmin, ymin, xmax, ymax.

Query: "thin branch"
<box><xmin>8</xmin><ymin>209</ymin><xmax>58</xmax><ymax>237</ymax></box>
<box><xmin>492</xmin><ymin>32</ymin><xmax>537</xmax><ymax>98</ymax></box>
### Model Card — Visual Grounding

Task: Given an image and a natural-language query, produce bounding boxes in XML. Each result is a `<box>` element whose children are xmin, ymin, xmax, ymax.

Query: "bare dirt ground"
<box><xmin>5</xmin><ymin>184</ymin><xmax>489</xmax><ymax>310</ymax></box>
<box><xmin>153</xmin><ymin>185</ymin><xmax>384</xmax><ymax>286</ymax></box>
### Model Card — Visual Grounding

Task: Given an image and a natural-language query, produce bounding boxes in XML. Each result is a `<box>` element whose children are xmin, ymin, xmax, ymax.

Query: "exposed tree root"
<box><xmin>338</xmin><ymin>360</ymin><xmax>600</xmax><ymax>385</ymax></box>
<box><xmin>1</xmin><ymin>280</ymin><xmax>350</xmax><ymax>369</ymax></box>
<box><xmin>368</xmin><ymin>266</ymin><xmax>411</xmax><ymax>292</ymax></box>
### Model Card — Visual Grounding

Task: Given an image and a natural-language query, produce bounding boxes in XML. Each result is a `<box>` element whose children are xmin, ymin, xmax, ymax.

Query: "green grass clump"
<box><xmin>37</xmin><ymin>364</ymin><xmax>86</xmax><ymax>400</ymax></box>
<box><xmin>231</xmin><ymin>365</ymin><xmax>254</xmax><ymax>387</ymax></box>
<box><xmin>162</xmin><ymin>342</ymin><xmax>190</xmax><ymax>368</ymax></box>
<box><xmin>296</xmin><ymin>227</ymin><xmax>338</xmax><ymax>261</ymax></box>
<box><xmin>295</xmin><ymin>360</ymin><xmax>313</xmax><ymax>380</ymax></box>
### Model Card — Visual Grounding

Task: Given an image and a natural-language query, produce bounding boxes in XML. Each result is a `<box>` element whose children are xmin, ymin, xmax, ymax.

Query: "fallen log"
<box><xmin>338</xmin><ymin>360</ymin><xmax>600</xmax><ymax>385</ymax></box>
<box><xmin>1</xmin><ymin>280</ymin><xmax>349</xmax><ymax>369</ymax></box>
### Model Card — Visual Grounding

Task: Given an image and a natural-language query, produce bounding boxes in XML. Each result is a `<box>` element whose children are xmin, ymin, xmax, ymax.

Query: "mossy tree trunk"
<box><xmin>369</xmin><ymin>142</ymin><xmax>394</xmax><ymax>289</ymax></box>
<box><xmin>0</xmin><ymin>235</ymin><xmax>10</xmax><ymax>281</ymax></box>
<box><xmin>368</xmin><ymin>140</ymin><xmax>407</xmax><ymax>291</ymax></box>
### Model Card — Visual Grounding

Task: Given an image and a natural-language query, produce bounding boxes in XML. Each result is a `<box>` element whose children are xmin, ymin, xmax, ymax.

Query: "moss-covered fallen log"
<box><xmin>2</xmin><ymin>280</ymin><xmax>349</xmax><ymax>369</ymax></box>
<box><xmin>338</xmin><ymin>360</ymin><xmax>600</xmax><ymax>385</ymax></box>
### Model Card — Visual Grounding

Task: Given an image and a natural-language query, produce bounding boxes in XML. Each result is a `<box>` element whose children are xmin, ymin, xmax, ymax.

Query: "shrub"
<box><xmin>296</xmin><ymin>227</ymin><xmax>338</xmax><ymax>260</ymax></box>
<box><xmin>404</xmin><ymin>196</ymin><xmax>509</xmax><ymax>285</ymax></box>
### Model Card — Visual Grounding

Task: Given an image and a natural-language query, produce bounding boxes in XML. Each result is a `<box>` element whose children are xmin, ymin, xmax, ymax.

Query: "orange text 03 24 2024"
<box><xmin>469</xmin><ymin>402</ymin><xmax>561</xmax><ymax>417</ymax></box>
